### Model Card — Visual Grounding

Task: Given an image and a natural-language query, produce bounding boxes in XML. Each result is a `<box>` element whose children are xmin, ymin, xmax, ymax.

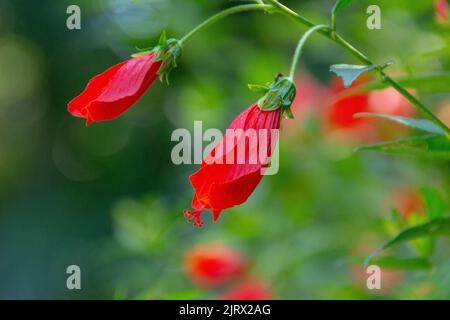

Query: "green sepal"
<box><xmin>283</xmin><ymin>107</ymin><xmax>294</xmax><ymax>119</ymax></box>
<box><xmin>155</xmin><ymin>38</ymin><xmax>183</xmax><ymax>84</ymax></box>
<box><xmin>257</xmin><ymin>75</ymin><xmax>296</xmax><ymax>118</ymax></box>
<box><xmin>158</xmin><ymin>30</ymin><xmax>167</xmax><ymax>47</ymax></box>
<box><xmin>248</xmin><ymin>83</ymin><xmax>270</xmax><ymax>93</ymax></box>
<box><xmin>131</xmin><ymin>31</ymin><xmax>183</xmax><ymax>84</ymax></box>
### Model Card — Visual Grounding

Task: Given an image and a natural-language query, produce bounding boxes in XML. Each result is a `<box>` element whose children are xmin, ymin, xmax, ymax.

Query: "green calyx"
<box><xmin>132</xmin><ymin>31</ymin><xmax>183</xmax><ymax>84</ymax></box>
<box><xmin>256</xmin><ymin>74</ymin><xmax>296</xmax><ymax>118</ymax></box>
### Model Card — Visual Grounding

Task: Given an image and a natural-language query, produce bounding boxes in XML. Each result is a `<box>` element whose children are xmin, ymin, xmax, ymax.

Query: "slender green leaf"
<box><xmin>365</xmin><ymin>217</ymin><xmax>450</xmax><ymax>265</ymax></box>
<box><xmin>330</xmin><ymin>64</ymin><xmax>378</xmax><ymax>87</ymax></box>
<box><xmin>334</xmin><ymin>74</ymin><xmax>450</xmax><ymax>98</ymax></box>
<box><xmin>421</xmin><ymin>187</ymin><xmax>448</xmax><ymax>220</ymax></box>
<box><xmin>248</xmin><ymin>83</ymin><xmax>269</xmax><ymax>93</ymax></box>
<box><xmin>370</xmin><ymin>256</ymin><xmax>432</xmax><ymax>270</ymax></box>
<box><xmin>330</xmin><ymin>61</ymin><xmax>392</xmax><ymax>87</ymax></box>
<box><xmin>356</xmin><ymin>134</ymin><xmax>450</xmax><ymax>160</ymax></box>
<box><xmin>355</xmin><ymin>113</ymin><xmax>447</xmax><ymax>135</ymax></box>
<box><xmin>333</xmin><ymin>0</ymin><xmax>354</xmax><ymax>15</ymax></box>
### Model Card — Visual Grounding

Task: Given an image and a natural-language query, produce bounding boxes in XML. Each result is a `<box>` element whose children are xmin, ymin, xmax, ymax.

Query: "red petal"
<box><xmin>188</xmin><ymin>103</ymin><xmax>281</xmax><ymax>213</ymax></box>
<box><xmin>68</xmin><ymin>52</ymin><xmax>162</xmax><ymax>124</ymax></box>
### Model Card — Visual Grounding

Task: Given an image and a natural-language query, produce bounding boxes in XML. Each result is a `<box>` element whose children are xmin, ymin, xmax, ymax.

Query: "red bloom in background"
<box><xmin>68</xmin><ymin>52</ymin><xmax>162</xmax><ymax>125</ymax></box>
<box><xmin>184</xmin><ymin>76</ymin><xmax>296</xmax><ymax>227</ymax></box>
<box><xmin>326</xmin><ymin>75</ymin><xmax>415</xmax><ymax>142</ymax></box>
<box><xmin>437</xmin><ymin>101</ymin><xmax>450</xmax><ymax>127</ymax></box>
<box><xmin>368</xmin><ymin>87</ymin><xmax>415</xmax><ymax>119</ymax></box>
<box><xmin>184</xmin><ymin>245</ymin><xmax>246</xmax><ymax>287</ymax></box>
<box><xmin>326</xmin><ymin>75</ymin><xmax>371</xmax><ymax>130</ymax></box>
<box><xmin>436</xmin><ymin>0</ymin><xmax>449</xmax><ymax>23</ymax></box>
<box><xmin>221</xmin><ymin>280</ymin><xmax>273</xmax><ymax>300</ymax></box>
<box><xmin>390</xmin><ymin>187</ymin><xmax>424</xmax><ymax>220</ymax></box>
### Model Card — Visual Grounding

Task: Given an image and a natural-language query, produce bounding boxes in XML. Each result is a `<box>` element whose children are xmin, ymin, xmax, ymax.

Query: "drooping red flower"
<box><xmin>184</xmin><ymin>244</ymin><xmax>247</xmax><ymax>287</ymax></box>
<box><xmin>68</xmin><ymin>35</ymin><xmax>182</xmax><ymax>125</ymax></box>
<box><xmin>68</xmin><ymin>53</ymin><xmax>162</xmax><ymax>125</ymax></box>
<box><xmin>183</xmin><ymin>76</ymin><xmax>296</xmax><ymax>227</ymax></box>
<box><xmin>221</xmin><ymin>279</ymin><xmax>273</xmax><ymax>300</ymax></box>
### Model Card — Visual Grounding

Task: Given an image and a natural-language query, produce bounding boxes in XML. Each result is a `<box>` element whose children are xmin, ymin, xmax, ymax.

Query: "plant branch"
<box><xmin>289</xmin><ymin>25</ymin><xmax>330</xmax><ymax>81</ymax></box>
<box><xmin>265</xmin><ymin>0</ymin><xmax>450</xmax><ymax>135</ymax></box>
<box><xmin>180</xmin><ymin>4</ymin><xmax>270</xmax><ymax>44</ymax></box>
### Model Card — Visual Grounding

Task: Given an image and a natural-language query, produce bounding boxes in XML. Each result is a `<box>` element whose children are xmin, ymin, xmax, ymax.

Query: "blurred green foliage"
<box><xmin>0</xmin><ymin>0</ymin><xmax>449</xmax><ymax>299</ymax></box>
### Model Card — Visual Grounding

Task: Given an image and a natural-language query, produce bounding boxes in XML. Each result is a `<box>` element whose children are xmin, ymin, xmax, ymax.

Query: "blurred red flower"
<box><xmin>221</xmin><ymin>279</ymin><xmax>273</xmax><ymax>300</ymax></box>
<box><xmin>326</xmin><ymin>75</ymin><xmax>371</xmax><ymax>130</ymax></box>
<box><xmin>68</xmin><ymin>52</ymin><xmax>162</xmax><ymax>125</ymax></box>
<box><xmin>436</xmin><ymin>0</ymin><xmax>449</xmax><ymax>23</ymax></box>
<box><xmin>437</xmin><ymin>101</ymin><xmax>450</xmax><ymax>127</ymax></box>
<box><xmin>325</xmin><ymin>75</ymin><xmax>415</xmax><ymax>142</ymax></box>
<box><xmin>291</xmin><ymin>73</ymin><xmax>328</xmax><ymax>119</ymax></box>
<box><xmin>183</xmin><ymin>103</ymin><xmax>281</xmax><ymax>227</ymax></box>
<box><xmin>390</xmin><ymin>187</ymin><xmax>424</xmax><ymax>220</ymax></box>
<box><xmin>368</xmin><ymin>87</ymin><xmax>414</xmax><ymax>118</ymax></box>
<box><xmin>184</xmin><ymin>245</ymin><xmax>246</xmax><ymax>287</ymax></box>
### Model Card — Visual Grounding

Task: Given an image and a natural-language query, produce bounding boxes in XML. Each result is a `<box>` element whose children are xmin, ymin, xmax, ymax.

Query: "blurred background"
<box><xmin>0</xmin><ymin>0</ymin><xmax>449</xmax><ymax>299</ymax></box>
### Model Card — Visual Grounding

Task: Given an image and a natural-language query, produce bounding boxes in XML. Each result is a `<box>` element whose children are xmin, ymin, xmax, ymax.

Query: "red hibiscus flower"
<box><xmin>184</xmin><ymin>244</ymin><xmax>247</xmax><ymax>287</ymax></box>
<box><xmin>68</xmin><ymin>34</ymin><xmax>182</xmax><ymax>125</ymax></box>
<box><xmin>221</xmin><ymin>279</ymin><xmax>273</xmax><ymax>300</ymax></box>
<box><xmin>184</xmin><ymin>76</ymin><xmax>296</xmax><ymax>227</ymax></box>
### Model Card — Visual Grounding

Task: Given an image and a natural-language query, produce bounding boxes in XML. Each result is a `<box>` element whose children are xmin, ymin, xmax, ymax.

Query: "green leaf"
<box><xmin>248</xmin><ymin>83</ymin><xmax>269</xmax><ymax>93</ymax></box>
<box><xmin>421</xmin><ymin>187</ymin><xmax>448</xmax><ymax>220</ymax></box>
<box><xmin>330</xmin><ymin>64</ymin><xmax>377</xmax><ymax>87</ymax></box>
<box><xmin>330</xmin><ymin>61</ymin><xmax>392</xmax><ymax>87</ymax></box>
<box><xmin>354</xmin><ymin>113</ymin><xmax>447</xmax><ymax>135</ymax></box>
<box><xmin>334</xmin><ymin>74</ymin><xmax>450</xmax><ymax>98</ymax></box>
<box><xmin>356</xmin><ymin>134</ymin><xmax>450</xmax><ymax>159</ymax></box>
<box><xmin>365</xmin><ymin>217</ymin><xmax>450</xmax><ymax>265</ymax></box>
<box><xmin>369</xmin><ymin>256</ymin><xmax>432</xmax><ymax>270</ymax></box>
<box><xmin>158</xmin><ymin>30</ymin><xmax>167</xmax><ymax>47</ymax></box>
<box><xmin>332</xmin><ymin>0</ymin><xmax>354</xmax><ymax>15</ymax></box>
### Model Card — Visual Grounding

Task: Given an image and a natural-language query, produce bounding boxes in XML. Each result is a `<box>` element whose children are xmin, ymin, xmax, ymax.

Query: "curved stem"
<box><xmin>289</xmin><ymin>24</ymin><xmax>330</xmax><ymax>81</ymax></box>
<box><xmin>264</xmin><ymin>0</ymin><xmax>450</xmax><ymax>135</ymax></box>
<box><xmin>180</xmin><ymin>4</ymin><xmax>270</xmax><ymax>44</ymax></box>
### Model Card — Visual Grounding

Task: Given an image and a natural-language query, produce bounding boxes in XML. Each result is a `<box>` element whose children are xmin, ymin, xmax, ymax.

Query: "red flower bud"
<box><xmin>68</xmin><ymin>52</ymin><xmax>162</xmax><ymax>125</ymax></box>
<box><xmin>184</xmin><ymin>244</ymin><xmax>247</xmax><ymax>288</ymax></box>
<box><xmin>68</xmin><ymin>35</ymin><xmax>182</xmax><ymax>125</ymax></box>
<box><xmin>184</xmin><ymin>76</ymin><xmax>295</xmax><ymax>227</ymax></box>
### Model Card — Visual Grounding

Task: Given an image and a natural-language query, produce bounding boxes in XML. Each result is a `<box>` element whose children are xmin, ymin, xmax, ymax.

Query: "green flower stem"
<box><xmin>180</xmin><ymin>4</ymin><xmax>270</xmax><ymax>44</ymax></box>
<box><xmin>265</xmin><ymin>0</ymin><xmax>450</xmax><ymax>135</ymax></box>
<box><xmin>289</xmin><ymin>24</ymin><xmax>330</xmax><ymax>81</ymax></box>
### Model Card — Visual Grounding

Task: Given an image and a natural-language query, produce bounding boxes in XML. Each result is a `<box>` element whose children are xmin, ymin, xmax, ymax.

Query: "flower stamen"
<box><xmin>184</xmin><ymin>209</ymin><xmax>204</xmax><ymax>228</ymax></box>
